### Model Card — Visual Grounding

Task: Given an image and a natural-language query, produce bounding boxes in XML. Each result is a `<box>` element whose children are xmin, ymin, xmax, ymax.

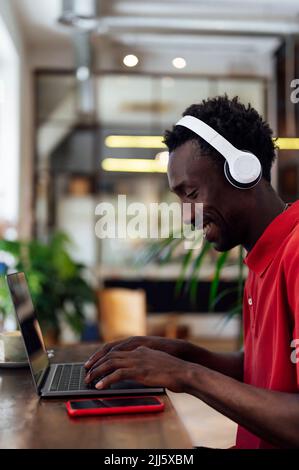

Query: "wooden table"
<box><xmin>0</xmin><ymin>343</ymin><xmax>192</xmax><ymax>449</ymax></box>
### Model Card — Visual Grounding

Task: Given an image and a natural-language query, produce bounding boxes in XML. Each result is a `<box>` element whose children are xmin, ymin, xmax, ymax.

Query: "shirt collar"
<box><xmin>244</xmin><ymin>200</ymin><xmax>299</xmax><ymax>277</ymax></box>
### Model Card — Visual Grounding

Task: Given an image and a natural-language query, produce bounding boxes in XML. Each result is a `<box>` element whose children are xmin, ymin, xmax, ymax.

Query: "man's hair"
<box><xmin>164</xmin><ymin>95</ymin><xmax>276</xmax><ymax>182</ymax></box>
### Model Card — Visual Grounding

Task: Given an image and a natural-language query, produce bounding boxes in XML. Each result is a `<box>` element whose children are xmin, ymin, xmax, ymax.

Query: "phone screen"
<box><xmin>70</xmin><ymin>397</ymin><xmax>160</xmax><ymax>410</ymax></box>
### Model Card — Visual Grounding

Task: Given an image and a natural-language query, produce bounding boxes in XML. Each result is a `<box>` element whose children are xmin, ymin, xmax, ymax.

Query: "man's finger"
<box><xmin>85</xmin><ymin>358</ymin><xmax>128</xmax><ymax>384</ymax></box>
<box><xmin>87</xmin><ymin>350</ymin><xmax>130</xmax><ymax>376</ymax></box>
<box><xmin>87</xmin><ymin>344</ymin><xmax>140</xmax><ymax>373</ymax></box>
<box><xmin>84</xmin><ymin>340</ymin><xmax>121</xmax><ymax>369</ymax></box>
<box><xmin>95</xmin><ymin>368</ymin><xmax>133</xmax><ymax>390</ymax></box>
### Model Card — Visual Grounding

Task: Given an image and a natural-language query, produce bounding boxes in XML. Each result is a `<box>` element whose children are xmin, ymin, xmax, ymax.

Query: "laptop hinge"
<box><xmin>37</xmin><ymin>366</ymin><xmax>51</xmax><ymax>394</ymax></box>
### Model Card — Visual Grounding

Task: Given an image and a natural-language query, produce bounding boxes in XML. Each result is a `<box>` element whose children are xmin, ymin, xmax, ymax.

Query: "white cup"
<box><xmin>0</xmin><ymin>331</ymin><xmax>27</xmax><ymax>363</ymax></box>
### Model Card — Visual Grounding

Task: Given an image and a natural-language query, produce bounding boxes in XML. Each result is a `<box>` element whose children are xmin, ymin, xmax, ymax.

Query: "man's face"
<box><xmin>167</xmin><ymin>140</ymin><xmax>250</xmax><ymax>252</ymax></box>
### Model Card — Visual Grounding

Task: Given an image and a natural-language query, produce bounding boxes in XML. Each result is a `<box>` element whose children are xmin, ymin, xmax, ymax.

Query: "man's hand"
<box><xmin>84</xmin><ymin>346</ymin><xmax>190</xmax><ymax>393</ymax></box>
<box><xmin>84</xmin><ymin>336</ymin><xmax>186</xmax><ymax>371</ymax></box>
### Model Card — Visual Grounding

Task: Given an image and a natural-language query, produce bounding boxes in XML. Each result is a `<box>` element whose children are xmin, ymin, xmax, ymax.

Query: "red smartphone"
<box><xmin>66</xmin><ymin>396</ymin><xmax>165</xmax><ymax>418</ymax></box>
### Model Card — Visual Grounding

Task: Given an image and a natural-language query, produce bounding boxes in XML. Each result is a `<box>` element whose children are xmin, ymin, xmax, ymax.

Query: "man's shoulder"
<box><xmin>284</xmin><ymin>222</ymin><xmax>299</xmax><ymax>253</ymax></box>
<box><xmin>282</xmin><ymin>223</ymin><xmax>299</xmax><ymax>274</ymax></box>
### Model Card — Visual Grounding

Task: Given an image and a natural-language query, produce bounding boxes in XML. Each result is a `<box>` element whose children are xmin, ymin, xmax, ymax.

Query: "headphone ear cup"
<box><xmin>224</xmin><ymin>161</ymin><xmax>261</xmax><ymax>190</ymax></box>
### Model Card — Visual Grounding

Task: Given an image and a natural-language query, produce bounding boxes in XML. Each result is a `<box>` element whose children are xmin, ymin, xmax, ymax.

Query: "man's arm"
<box><xmin>179</xmin><ymin>342</ymin><xmax>244</xmax><ymax>381</ymax></box>
<box><xmin>85</xmin><ymin>336</ymin><xmax>244</xmax><ymax>381</ymax></box>
<box><xmin>85</xmin><ymin>347</ymin><xmax>299</xmax><ymax>448</ymax></box>
<box><xmin>182</xmin><ymin>362</ymin><xmax>299</xmax><ymax>448</ymax></box>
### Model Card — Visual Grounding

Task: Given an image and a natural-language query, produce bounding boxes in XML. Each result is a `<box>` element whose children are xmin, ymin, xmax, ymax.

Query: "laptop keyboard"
<box><xmin>50</xmin><ymin>364</ymin><xmax>88</xmax><ymax>392</ymax></box>
<box><xmin>49</xmin><ymin>364</ymin><xmax>151</xmax><ymax>393</ymax></box>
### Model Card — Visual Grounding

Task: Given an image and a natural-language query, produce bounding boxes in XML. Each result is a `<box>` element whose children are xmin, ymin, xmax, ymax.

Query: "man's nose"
<box><xmin>182</xmin><ymin>203</ymin><xmax>195</xmax><ymax>226</ymax></box>
<box><xmin>183</xmin><ymin>204</ymin><xmax>204</xmax><ymax>229</ymax></box>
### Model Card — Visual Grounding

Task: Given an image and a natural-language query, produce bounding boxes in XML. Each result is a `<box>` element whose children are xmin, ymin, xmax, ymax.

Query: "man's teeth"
<box><xmin>203</xmin><ymin>223</ymin><xmax>211</xmax><ymax>237</ymax></box>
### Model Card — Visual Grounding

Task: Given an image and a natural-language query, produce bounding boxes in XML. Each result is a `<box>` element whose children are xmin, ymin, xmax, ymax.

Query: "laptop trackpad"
<box><xmin>110</xmin><ymin>380</ymin><xmax>148</xmax><ymax>390</ymax></box>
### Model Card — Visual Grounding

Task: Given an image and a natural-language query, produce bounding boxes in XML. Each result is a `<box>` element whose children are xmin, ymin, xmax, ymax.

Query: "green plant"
<box><xmin>0</xmin><ymin>275</ymin><xmax>13</xmax><ymax>321</ymax></box>
<box><xmin>0</xmin><ymin>232</ymin><xmax>96</xmax><ymax>335</ymax></box>
<box><xmin>138</xmin><ymin>232</ymin><xmax>245</xmax><ymax>317</ymax></box>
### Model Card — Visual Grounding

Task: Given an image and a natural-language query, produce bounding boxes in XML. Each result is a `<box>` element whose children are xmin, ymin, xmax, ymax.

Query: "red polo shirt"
<box><xmin>236</xmin><ymin>200</ymin><xmax>299</xmax><ymax>449</ymax></box>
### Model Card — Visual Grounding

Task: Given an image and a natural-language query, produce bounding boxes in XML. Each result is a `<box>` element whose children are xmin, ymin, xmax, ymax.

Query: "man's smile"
<box><xmin>203</xmin><ymin>220</ymin><xmax>219</xmax><ymax>243</ymax></box>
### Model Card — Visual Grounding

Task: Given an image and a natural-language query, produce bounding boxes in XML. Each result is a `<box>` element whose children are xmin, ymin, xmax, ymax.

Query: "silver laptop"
<box><xmin>6</xmin><ymin>272</ymin><xmax>164</xmax><ymax>398</ymax></box>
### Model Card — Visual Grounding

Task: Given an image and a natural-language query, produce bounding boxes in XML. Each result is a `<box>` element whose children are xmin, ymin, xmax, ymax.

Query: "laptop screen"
<box><xmin>6</xmin><ymin>272</ymin><xmax>49</xmax><ymax>389</ymax></box>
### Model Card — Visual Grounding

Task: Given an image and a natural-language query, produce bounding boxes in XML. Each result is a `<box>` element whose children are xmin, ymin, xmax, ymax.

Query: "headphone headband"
<box><xmin>175</xmin><ymin>115</ymin><xmax>262</xmax><ymax>189</ymax></box>
<box><xmin>176</xmin><ymin>116</ymin><xmax>240</xmax><ymax>162</ymax></box>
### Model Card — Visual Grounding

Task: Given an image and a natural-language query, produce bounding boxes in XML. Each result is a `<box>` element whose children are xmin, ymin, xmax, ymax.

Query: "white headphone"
<box><xmin>176</xmin><ymin>115</ymin><xmax>262</xmax><ymax>189</ymax></box>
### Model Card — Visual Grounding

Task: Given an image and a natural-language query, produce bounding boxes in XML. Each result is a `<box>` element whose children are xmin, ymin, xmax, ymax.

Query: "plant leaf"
<box><xmin>208</xmin><ymin>251</ymin><xmax>229</xmax><ymax>311</ymax></box>
<box><xmin>209</xmin><ymin>286</ymin><xmax>239</xmax><ymax>310</ymax></box>
<box><xmin>175</xmin><ymin>248</ymin><xmax>195</xmax><ymax>296</ymax></box>
<box><xmin>188</xmin><ymin>241</ymin><xmax>212</xmax><ymax>304</ymax></box>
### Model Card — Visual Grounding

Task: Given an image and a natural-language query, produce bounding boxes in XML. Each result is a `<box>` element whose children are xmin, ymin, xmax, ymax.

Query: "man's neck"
<box><xmin>243</xmin><ymin>185</ymin><xmax>286</xmax><ymax>252</ymax></box>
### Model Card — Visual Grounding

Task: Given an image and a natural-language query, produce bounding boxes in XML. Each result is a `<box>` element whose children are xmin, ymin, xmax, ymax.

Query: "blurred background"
<box><xmin>0</xmin><ymin>0</ymin><xmax>299</xmax><ymax>349</ymax></box>
<box><xmin>1</xmin><ymin>0</ymin><xmax>299</xmax><ymax>449</ymax></box>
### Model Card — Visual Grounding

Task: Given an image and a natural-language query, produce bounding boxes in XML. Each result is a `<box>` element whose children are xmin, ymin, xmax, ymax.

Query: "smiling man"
<box><xmin>85</xmin><ymin>96</ymin><xmax>299</xmax><ymax>449</ymax></box>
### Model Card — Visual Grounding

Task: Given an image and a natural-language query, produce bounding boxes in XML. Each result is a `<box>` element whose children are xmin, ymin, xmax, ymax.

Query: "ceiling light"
<box><xmin>172</xmin><ymin>57</ymin><xmax>186</xmax><ymax>69</ymax></box>
<box><xmin>102</xmin><ymin>158</ymin><xmax>167</xmax><ymax>173</ymax></box>
<box><xmin>103</xmin><ymin>136</ymin><xmax>298</xmax><ymax>152</ymax></box>
<box><xmin>123</xmin><ymin>54</ymin><xmax>139</xmax><ymax>68</ymax></box>
<box><xmin>276</xmin><ymin>138</ymin><xmax>299</xmax><ymax>150</ymax></box>
<box><xmin>76</xmin><ymin>66</ymin><xmax>91</xmax><ymax>82</ymax></box>
<box><xmin>105</xmin><ymin>135</ymin><xmax>166</xmax><ymax>149</ymax></box>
